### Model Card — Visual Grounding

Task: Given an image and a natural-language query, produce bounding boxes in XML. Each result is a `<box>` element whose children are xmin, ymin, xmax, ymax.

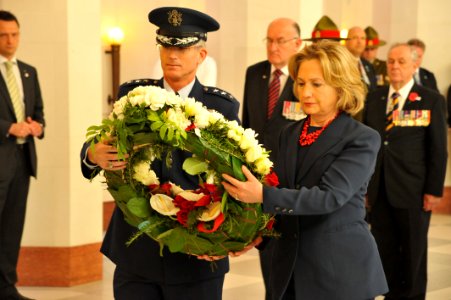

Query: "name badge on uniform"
<box><xmin>282</xmin><ymin>101</ymin><xmax>306</xmax><ymax>121</ymax></box>
<box><xmin>393</xmin><ymin>110</ymin><xmax>431</xmax><ymax>127</ymax></box>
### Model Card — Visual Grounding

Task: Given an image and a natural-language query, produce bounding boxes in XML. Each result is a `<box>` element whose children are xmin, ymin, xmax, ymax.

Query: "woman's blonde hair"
<box><xmin>288</xmin><ymin>40</ymin><xmax>366</xmax><ymax>116</ymax></box>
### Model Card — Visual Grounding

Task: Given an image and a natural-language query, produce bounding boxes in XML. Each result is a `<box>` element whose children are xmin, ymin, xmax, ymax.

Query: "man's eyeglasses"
<box><xmin>263</xmin><ymin>37</ymin><xmax>298</xmax><ymax>46</ymax></box>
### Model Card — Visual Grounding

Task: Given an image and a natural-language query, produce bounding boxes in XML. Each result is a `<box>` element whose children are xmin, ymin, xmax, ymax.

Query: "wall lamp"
<box><xmin>105</xmin><ymin>27</ymin><xmax>124</xmax><ymax>105</ymax></box>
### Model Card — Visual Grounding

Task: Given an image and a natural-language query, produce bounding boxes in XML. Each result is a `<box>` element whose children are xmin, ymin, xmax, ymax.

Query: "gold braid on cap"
<box><xmin>156</xmin><ymin>34</ymin><xmax>201</xmax><ymax>47</ymax></box>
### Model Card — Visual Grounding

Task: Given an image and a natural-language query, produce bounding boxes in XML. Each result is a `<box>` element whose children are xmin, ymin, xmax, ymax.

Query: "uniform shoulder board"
<box><xmin>118</xmin><ymin>79</ymin><xmax>160</xmax><ymax>98</ymax></box>
<box><xmin>203</xmin><ymin>86</ymin><xmax>236</xmax><ymax>101</ymax></box>
<box><xmin>120</xmin><ymin>78</ymin><xmax>159</xmax><ymax>89</ymax></box>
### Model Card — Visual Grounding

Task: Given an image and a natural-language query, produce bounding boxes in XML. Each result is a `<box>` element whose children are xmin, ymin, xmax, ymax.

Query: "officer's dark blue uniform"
<box><xmin>81</xmin><ymin>7</ymin><xmax>239</xmax><ymax>300</ymax></box>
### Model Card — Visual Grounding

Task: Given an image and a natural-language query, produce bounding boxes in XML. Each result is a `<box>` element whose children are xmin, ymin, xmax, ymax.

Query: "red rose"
<box><xmin>185</xmin><ymin>123</ymin><xmax>196</xmax><ymax>131</ymax></box>
<box><xmin>266</xmin><ymin>219</ymin><xmax>275</xmax><ymax>230</ymax></box>
<box><xmin>264</xmin><ymin>171</ymin><xmax>279</xmax><ymax>187</ymax></box>
<box><xmin>408</xmin><ymin>92</ymin><xmax>420</xmax><ymax>102</ymax></box>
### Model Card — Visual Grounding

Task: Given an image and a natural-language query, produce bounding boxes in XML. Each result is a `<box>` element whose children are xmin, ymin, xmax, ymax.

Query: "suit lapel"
<box><xmin>401</xmin><ymin>84</ymin><xmax>421</xmax><ymax>110</ymax></box>
<box><xmin>259</xmin><ymin>62</ymin><xmax>271</xmax><ymax>119</ymax></box>
<box><xmin>18</xmin><ymin>61</ymin><xmax>30</xmax><ymax>116</ymax></box>
<box><xmin>282</xmin><ymin>121</ymin><xmax>303</xmax><ymax>187</ymax></box>
<box><xmin>295</xmin><ymin>114</ymin><xmax>347</xmax><ymax>184</ymax></box>
<box><xmin>0</xmin><ymin>66</ymin><xmax>17</xmax><ymax>118</ymax></box>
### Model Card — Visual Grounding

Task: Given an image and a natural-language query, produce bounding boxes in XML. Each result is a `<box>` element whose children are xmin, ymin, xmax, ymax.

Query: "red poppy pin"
<box><xmin>408</xmin><ymin>92</ymin><xmax>421</xmax><ymax>102</ymax></box>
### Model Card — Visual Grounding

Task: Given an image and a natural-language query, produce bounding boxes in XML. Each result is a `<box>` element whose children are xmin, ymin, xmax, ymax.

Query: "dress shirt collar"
<box><xmin>163</xmin><ymin>77</ymin><xmax>196</xmax><ymax>99</ymax></box>
<box><xmin>270</xmin><ymin>64</ymin><xmax>288</xmax><ymax>77</ymax></box>
<box><xmin>0</xmin><ymin>55</ymin><xmax>18</xmax><ymax>65</ymax></box>
<box><xmin>388</xmin><ymin>78</ymin><xmax>415</xmax><ymax>110</ymax></box>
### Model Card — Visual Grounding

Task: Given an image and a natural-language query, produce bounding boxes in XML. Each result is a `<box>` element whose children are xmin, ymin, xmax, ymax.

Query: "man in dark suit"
<box><xmin>242</xmin><ymin>18</ymin><xmax>303</xmax><ymax>162</ymax></box>
<box><xmin>0</xmin><ymin>10</ymin><xmax>45</xmax><ymax>300</ymax></box>
<box><xmin>364</xmin><ymin>43</ymin><xmax>447</xmax><ymax>300</ymax></box>
<box><xmin>407</xmin><ymin>38</ymin><xmax>439</xmax><ymax>92</ymax></box>
<box><xmin>80</xmin><ymin>7</ymin><xmax>239</xmax><ymax>300</ymax></box>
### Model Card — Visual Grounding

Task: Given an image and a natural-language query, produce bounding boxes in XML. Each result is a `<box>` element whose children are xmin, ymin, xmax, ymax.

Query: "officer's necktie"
<box><xmin>267</xmin><ymin>69</ymin><xmax>282</xmax><ymax>119</ymax></box>
<box><xmin>359</xmin><ymin>60</ymin><xmax>370</xmax><ymax>86</ymax></box>
<box><xmin>385</xmin><ymin>92</ymin><xmax>399</xmax><ymax>135</ymax></box>
<box><xmin>4</xmin><ymin>61</ymin><xmax>26</xmax><ymax>143</ymax></box>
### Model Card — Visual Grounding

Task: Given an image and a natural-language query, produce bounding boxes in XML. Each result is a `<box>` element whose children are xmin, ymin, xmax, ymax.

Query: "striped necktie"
<box><xmin>4</xmin><ymin>61</ymin><xmax>24</xmax><ymax>122</ymax></box>
<box><xmin>267</xmin><ymin>69</ymin><xmax>282</xmax><ymax>119</ymax></box>
<box><xmin>4</xmin><ymin>61</ymin><xmax>26</xmax><ymax>143</ymax></box>
<box><xmin>385</xmin><ymin>92</ymin><xmax>399</xmax><ymax>135</ymax></box>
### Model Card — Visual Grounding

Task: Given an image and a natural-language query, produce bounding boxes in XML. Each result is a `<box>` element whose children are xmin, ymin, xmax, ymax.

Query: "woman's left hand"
<box><xmin>222</xmin><ymin>165</ymin><xmax>263</xmax><ymax>203</ymax></box>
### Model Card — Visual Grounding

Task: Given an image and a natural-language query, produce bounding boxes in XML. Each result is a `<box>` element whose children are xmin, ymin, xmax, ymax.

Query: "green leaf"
<box><xmin>182</xmin><ymin>157</ymin><xmax>209</xmax><ymax>175</ymax></box>
<box><xmin>151</xmin><ymin>121</ymin><xmax>163</xmax><ymax>131</ymax></box>
<box><xmin>147</xmin><ymin>110</ymin><xmax>161</xmax><ymax>122</ymax></box>
<box><xmin>126</xmin><ymin>197</ymin><xmax>150</xmax><ymax>218</ymax></box>
<box><xmin>231</xmin><ymin>156</ymin><xmax>246</xmax><ymax>181</ymax></box>
<box><xmin>117</xmin><ymin>185</ymin><xmax>137</xmax><ymax>201</ymax></box>
<box><xmin>159</xmin><ymin>124</ymin><xmax>168</xmax><ymax>140</ymax></box>
<box><xmin>167</xmin><ymin>127</ymin><xmax>174</xmax><ymax>142</ymax></box>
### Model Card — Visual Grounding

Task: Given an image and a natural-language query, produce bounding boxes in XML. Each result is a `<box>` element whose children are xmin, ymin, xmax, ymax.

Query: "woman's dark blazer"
<box><xmin>262</xmin><ymin>113</ymin><xmax>388</xmax><ymax>300</ymax></box>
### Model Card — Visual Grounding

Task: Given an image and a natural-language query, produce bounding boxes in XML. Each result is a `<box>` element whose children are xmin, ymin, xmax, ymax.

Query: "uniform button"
<box><xmin>384</xmin><ymin>141</ymin><xmax>389</xmax><ymax>146</ymax></box>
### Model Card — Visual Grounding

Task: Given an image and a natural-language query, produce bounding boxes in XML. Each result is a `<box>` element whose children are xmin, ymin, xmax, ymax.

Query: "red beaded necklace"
<box><xmin>299</xmin><ymin>112</ymin><xmax>340</xmax><ymax>146</ymax></box>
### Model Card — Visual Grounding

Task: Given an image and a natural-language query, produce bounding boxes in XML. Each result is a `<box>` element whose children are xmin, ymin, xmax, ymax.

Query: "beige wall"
<box><xmin>0</xmin><ymin>0</ymin><xmax>450</xmax><ymax>248</ymax></box>
<box><xmin>2</xmin><ymin>0</ymin><xmax>104</xmax><ymax>246</ymax></box>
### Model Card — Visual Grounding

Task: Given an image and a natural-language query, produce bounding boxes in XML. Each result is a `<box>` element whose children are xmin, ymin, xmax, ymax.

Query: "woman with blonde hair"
<box><xmin>222</xmin><ymin>40</ymin><xmax>388</xmax><ymax>300</ymax></box>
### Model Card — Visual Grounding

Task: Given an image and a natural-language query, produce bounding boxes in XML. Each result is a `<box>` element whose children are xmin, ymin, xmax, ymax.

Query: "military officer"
<box><xmin>80</xmin><ymin>7</ymin><xmax>239</xmax><ymax>300</ymax></box>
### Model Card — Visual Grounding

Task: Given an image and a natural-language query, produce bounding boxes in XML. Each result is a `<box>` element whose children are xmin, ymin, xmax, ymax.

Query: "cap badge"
<box><xmin>167</xmin><ymin>9</ymin><xmax>182</xmax><ymax>27</ymax></box>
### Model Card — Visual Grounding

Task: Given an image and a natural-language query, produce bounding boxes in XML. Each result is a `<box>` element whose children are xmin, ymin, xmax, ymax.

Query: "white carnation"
<box><xmin>194</xmin><ymin>107</ymin><xmax>211</xmax><ymax>129</ymax></box>
<box><xmin>245</xmin><ymin>144</ymin><xmax>263</xmax><ymax>163</ymax></box>
<box><xmin>208</xmin><ymin>110</ymin><xmax>224</xmax><ymax>125</ymax></box>
<box><xmin>166</xmin><ymin>107</ymin><xmax>191</xmax><ymax>130</ymax></box>
<box><xmin>133</xmin><ymin>161</ymin><xmax>160</xmax><ymax>185</ymax></box>
<box><xmin>240</xmin><ymin>128</ymin><xmax>258</xmax><ymax>150</ymax></box>
<box><xmin>254</xmin><ymin>157</ymin><xmax>273</xmax><ymax>175</ymax></box>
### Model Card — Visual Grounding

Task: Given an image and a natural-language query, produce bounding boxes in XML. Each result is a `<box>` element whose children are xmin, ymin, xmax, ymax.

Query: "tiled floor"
<box><xmin>18</xmin><ymin>214</ymin><xmax>451</xmax><ymax>300</ymax></box>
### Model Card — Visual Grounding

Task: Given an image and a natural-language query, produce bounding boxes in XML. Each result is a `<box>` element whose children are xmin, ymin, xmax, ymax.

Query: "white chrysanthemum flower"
<box><xmin>240</xmin><ymin>128</ymin><xmax>259</xmax><ymax>150</ymax></box>
<box><xmin>197</xmin><ymin>202</ymin><xmax>221</xmax><ymax>222</ymax></box>
<box><xmin>165</xmin><ymin>92</ymin><xmax>181</xmax><ymax>106</ymax></box>
<box><xmin>245</xmin><ymin>144</ymin><xmax>264</xmax><ymax>163</ymax></box>
<box><xmin>133</xmin><ymin>161</ymin><xmax>160</xmax><ymax>185</ymax></box>
<box><xmin>254</xmin><ymin>157</ymin><xmax>273</xmax><ymax>175</ymax></box>
<box><xmin>184</xmin><ymin>97</ymin><xmax>204</xmax><ymax>117</ymax></box>
<box><xmin>150</xmin><ymin>194</ymin><xmax>179</xmax><ymax>216</ymax></box>
<box><xmin>110</xmin><ymin>96</ymin><xmax>128</xmax><ymax>120</ymax></box>
<box><xmin>166</xmin><ymin>107</ymin><xmax>191</xmax><ymax>130</ymax></box>
<box><xmin>208</xmin><ymin>111</ymin><xmax>224</xmax><ymax>125</ymax></box>
<box><xmin>194</xmin><ymin>107</ymin><xmax>211</xmax><ymax>129</ymax></box>
<box><xmin>145</xmin><ymin>88</ymin><xmax>166</xmax><ymax>111</ymax></box>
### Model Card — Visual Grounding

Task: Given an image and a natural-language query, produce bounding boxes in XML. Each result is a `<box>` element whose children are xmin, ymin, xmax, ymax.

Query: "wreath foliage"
<box><xmin>86</xmin><ymin>85</ymin><xmax>278</xmax><ymax>256</ymax></box>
